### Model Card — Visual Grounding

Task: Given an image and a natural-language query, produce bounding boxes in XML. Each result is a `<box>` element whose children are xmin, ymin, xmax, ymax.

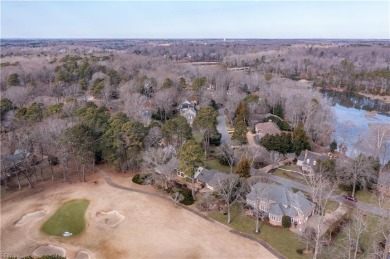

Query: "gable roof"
<box><xmin>194</xmin><ymin>167</ymin><xmax>229</xmax><ymax>189</ymax></box>
<box><xmin>255</xmin><ymin>121</ymin><xmax>281</xmax><ymax>136</ymax></box>
<box><xmin>247</xmin><ymin>182</ymin><xmax>315</xmax><ymax>217</ymax></box>
<box><xmin>297</xmin><ymin>150</ymin><xmax>328</xmax><ymax>167</ymax></box>
<box><xmin>179</xmin><ymin>100</ymin><xmax>194</xmax><ymax>110</ymax></box>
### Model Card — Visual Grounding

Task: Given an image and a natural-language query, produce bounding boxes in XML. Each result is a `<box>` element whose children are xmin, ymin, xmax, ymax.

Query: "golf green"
<box><xmin>41</xmin><ymin>199</ymin><xmax>89</xmax><ymax>236</ymax></box>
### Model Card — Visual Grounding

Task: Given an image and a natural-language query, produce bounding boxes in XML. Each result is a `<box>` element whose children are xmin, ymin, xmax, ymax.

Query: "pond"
<box><xmin>321</xmin><ymin>90</ymin><xmax>390</xmax><ymax>163</ymax></box>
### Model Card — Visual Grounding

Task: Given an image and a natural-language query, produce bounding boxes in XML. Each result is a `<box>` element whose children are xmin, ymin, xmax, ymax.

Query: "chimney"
<box><xmin>304</xmin><ymin>150</ymin><xmax>308</xmax><ymax>160</ymax></box>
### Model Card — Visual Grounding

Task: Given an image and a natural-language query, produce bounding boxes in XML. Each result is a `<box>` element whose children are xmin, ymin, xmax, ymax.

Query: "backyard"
<box><xmin>209</xmin><ymin>205</ymin><xmax>310</xmax><ymax>259</ymax></box>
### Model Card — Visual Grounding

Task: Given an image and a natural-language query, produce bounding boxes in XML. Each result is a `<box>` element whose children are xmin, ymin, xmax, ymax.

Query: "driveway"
<box><xmin>217</xmin><ymin>109</ymin><xmax>231</xmax><ymax>145</ymax></box>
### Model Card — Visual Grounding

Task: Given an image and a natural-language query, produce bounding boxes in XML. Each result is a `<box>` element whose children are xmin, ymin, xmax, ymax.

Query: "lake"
<box><xmin>321</xmin><ymin>90</ymin><xmax>390</xmax><ymax>163</ymax></box>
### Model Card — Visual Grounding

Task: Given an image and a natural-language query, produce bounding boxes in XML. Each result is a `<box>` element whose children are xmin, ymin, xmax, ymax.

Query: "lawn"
<box><xmin>354</xmin><ymin>190</ymin><xmax>378</xmax><ymax>206</ymax></box>
<box><xmin>209</xmin><ymin>205</ymin><xmax>310</xmax><ymax>259</ymax></box>
<box><xmin>272</xmin><ymin>168</ymin><xmax>307</xmax><ymax>185</ymax></box>
<box><xmin>41</xmin><ymin>199</ymin><xmax>89</xmax><ymax>236</ymax></box>
<box><xmin>204</xmin><ymin>159</ymin><xmax>234</xmax><ymax>173</ymax></box>
<box><xmin>325</xmin><ymin>200</ymin><xmax>340</xmax><ymax>213</ymax></box>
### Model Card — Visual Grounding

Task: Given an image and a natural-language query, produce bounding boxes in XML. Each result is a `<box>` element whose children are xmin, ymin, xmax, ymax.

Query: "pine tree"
<box><xmin>235</xmin><ymin>158</ymin><xmax>251</xmax><ymax>178</ymax></box>
<box><xmin>292</xmin><ymin>123</ymin><xmax>311</xmax><ymax>155</ymax></box>
<box><xmin>232</xmin><ymin>119</ymin><xmax>247</xmax><ymax>144</ymax></box>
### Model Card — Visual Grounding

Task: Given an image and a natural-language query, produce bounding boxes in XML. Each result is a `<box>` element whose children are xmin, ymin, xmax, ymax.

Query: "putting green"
<box><xmin>41</xmin><ymin>199</ymin><xmax>89</xmax><ymax>236</ymax></box>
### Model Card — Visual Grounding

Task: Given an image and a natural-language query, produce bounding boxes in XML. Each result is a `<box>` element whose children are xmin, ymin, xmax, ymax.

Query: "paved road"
<box><xmin>258</xmin><ymin>173</ymin><xmax>390</xmax><ymax>218</ymax></box>
<box><xmin>217</xmin><ymin>109</ymin><xmax>231</xmax><ymax>145</ymax></box>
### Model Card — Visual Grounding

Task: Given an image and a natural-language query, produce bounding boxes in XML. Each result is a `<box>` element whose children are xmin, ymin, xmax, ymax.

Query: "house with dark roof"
<box><xmin>296</xmin><ymin>150</ymin><xmax>328</xmax><ymax>173</ymax></box>
<box><xmin>193</xmin><ymin>167</ymin><xmax>229</xmax><ymax>191</ymax></box>
<box><xmin>378</xmin><ymin>168</ymin><xmax>390</xmax><ymax>196</ymax></box>
<box><xmin>179</xmin><ymin>100</ymin><xmax>196</xmax><ymax>126</ymax></box>
<box><xmin>246</xmin><ymin>182</ymin><xmax>315</xmax><ymax>226</ymax></box>
<box><xmin>254</xmin><ymin>121</ymin><xmax>281</xmax><ymax>139</ymax></box>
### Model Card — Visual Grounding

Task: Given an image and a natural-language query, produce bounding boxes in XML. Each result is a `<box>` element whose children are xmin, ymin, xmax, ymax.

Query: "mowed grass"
<box><xmin>41</xmin><ymin>199</ymin><xmax>89</xmax><ymax>236</ymax></box>
<box><xmin>204</xmin><ymin>159</ymin><xmax>234</xmax><ymax>173</ymax></box>
<box><xmin>209</xmin><ymin>205</ymin><xmax>310</xmax><ymax>259</ymax></box>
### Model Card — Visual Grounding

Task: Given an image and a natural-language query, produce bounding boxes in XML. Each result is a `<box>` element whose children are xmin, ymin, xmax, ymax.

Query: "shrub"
<box><xmin>48</xmin><ymin>155</ymin><xmax>59</xmax><ymax>166</ymax></box>
<box><xmin>282</xmin><ymin>215</ymin><xmax>292</xmax><ymax>229</ymax></box>
<box><xmin>132</xmin><ymin>173</ymin><xmax>153</xmax><ymax>185</ymax></box>
<box><xmin>178</xmin><ymin>188</ymin><xmax>195</xmax><ymax>205</ymax></box>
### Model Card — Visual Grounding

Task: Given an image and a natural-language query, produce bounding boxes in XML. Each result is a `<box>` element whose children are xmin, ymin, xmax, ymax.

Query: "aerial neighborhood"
<box><xmin>1</xmin><ymin>2</ymin><xmax>390</xmax><ymax>258</ymax></box>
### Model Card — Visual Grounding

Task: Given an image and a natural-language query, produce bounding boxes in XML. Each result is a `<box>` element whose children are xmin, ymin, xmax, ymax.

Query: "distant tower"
<box><xmin>223</xmin><ymin>38</ymin><xmax>226</xmax><ymax>42</ymax></box>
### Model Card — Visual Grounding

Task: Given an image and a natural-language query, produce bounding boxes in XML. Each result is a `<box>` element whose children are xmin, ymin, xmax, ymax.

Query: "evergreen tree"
<box><xmin>234</xmin><ymin>101</ymin><xmax>249</xmax><ymax>125</ymax></box>
<box><xmin>232</xmin><ymin>119</ymin><xmax>247</xmax><ymax>144</ymax></box>
<box><xmin>330</xmin><ymin>140</ymin><xmax>337</xmax><ymax>152</ymax></box>
<box><xmin>292</xmin><ymin>123</ymin><xmax>311</xmax><ymax>155</ymax></box>
<box><xmin>177</xmin><ymin>140</ymin><xmax>204</xmax><ymax>200</ymax></box>
<box><xmin>7</xmin><ymin>73</ymin><xmax>20</xmax><ymax>86</ymax></box>
<box><xmin>235</xmin><ymin>158</ymin><xmax>251</xmax><ymax>178</ymax></box>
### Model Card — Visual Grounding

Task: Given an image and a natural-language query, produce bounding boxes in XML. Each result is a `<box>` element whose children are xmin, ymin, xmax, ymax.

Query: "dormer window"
<box><xmin>313</xmin><ymin>161</ymin><xmax>317</xmax><ymax>166</ymax></box>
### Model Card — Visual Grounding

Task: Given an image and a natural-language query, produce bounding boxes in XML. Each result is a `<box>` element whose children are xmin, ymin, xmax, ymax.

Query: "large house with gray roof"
<box><xmin>246</xmin><ymin>182</ymin><xmax>315</xmax><ymax>226</ymax></box>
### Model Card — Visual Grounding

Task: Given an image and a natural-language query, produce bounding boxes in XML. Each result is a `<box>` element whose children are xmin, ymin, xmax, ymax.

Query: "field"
<box><xmin>1</xmin><ymin>170</ymin><xmax>276</xmax><ymax>258</ymax></box>
<box><xmin>41</xmin><ymin>200</ymin><xmax>89</xmax><ymax>236</ymax></box>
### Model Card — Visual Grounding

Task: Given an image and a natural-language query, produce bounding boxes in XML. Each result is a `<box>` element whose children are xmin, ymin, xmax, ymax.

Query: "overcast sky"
<box><xmin>1</xmin><ymin>1</ymin><xmax>389</xmax><ymax>39</ymax></box>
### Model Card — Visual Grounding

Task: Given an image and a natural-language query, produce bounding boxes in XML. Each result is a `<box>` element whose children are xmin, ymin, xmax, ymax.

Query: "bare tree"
<box><xmin>144</xmin><ymin>127</ymin><xmax>163</xmax><ymax>149</ymax></box>
<box><xmin>298</xmin><ymin>227</ymin><xmax>316</xmax><ymax>254</ymax></box>
<box><xmin>331</xmin><ymin>209</ymin><xmax>368</xmax><ymax>259</ymax></box>
<box><xmin>267</xmin><ymin>151</ymin><xmax>283</xmax><ymax>170</ymax></box>
<box><xmin>370</xmin><ymin>193</ymin><xmax>390</xmax><ymax>259</ymax></box>
<box><xmin>215</xmin><ymin>175</ymin><xmax>242</xmax><ymax>224</ymax></box>
<box><xmin>341</xmin><ymin>154</ymin><xmax>375</xmax><ymax>197</ymax></box>
<box><xmin>217</xmin><ymin>144</ymin><xmax>235</xmax><ymax>174</ymax></box>
<box><xmin>301</xmin><ymin>166</ymin><xmax>339</xmax><ymax>259</ymax></box>
<box><xmin>142</xmin><ymin>147</ymin><xmax>177</xmax><ymax>189</ymax></box>
<box><xmin>249</xmin><ymin>183</ymin><xmax>270</xmax><ymax>233</ymax></box>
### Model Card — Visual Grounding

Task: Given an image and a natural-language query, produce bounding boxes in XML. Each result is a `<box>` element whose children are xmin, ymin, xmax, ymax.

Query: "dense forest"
<box><xmin>1</xmin><ymin>40</ymin><xmax>389</xmax><ymax>174</ymax></box>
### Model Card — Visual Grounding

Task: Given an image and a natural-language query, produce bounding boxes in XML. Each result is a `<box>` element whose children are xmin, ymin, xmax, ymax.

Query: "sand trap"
<box><xmin>75</xmin><ymin>250</ymin><xmax>91</xmax><ymax>259</ymax></box>
<box><xmin>32</xmin><ymin>244</ymin><xmax>66</xmax><ymax>257</ymax></box>
<box><xmin>14</xmin><ymin>209</ymin><xmax>47</xmax><ymax>226</ymax></box>
<box><xmin>96</xmin><ymin>210</ymin><xmax>125</xmax><ymax>227</ymax></box>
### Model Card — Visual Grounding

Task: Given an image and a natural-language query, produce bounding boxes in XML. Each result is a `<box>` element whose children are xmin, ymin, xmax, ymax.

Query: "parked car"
<box><xmin>343</xmin><ymin>195</ymin><xmax>358</xmax><ymax>202</ymax></box>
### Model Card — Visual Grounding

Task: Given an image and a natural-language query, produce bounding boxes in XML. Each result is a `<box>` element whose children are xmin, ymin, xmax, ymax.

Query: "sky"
<box><xmin>1</xmin><ymin>1</ymin><xmax>389</xmax><ymax>39</ymax></box>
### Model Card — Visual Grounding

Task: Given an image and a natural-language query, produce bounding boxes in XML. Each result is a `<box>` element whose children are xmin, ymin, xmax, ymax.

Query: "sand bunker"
<box><xmin>14</xmin><ymin>209</ymin><xmax>47</xmax><ymax>226</ymax></box>
<box><xmin>75</xmin><ymin>250</ymin><xmax>91</xmax><ymax>259</ymax></box>
<box><xmin>32</xmin><ymin>244</ymin><xmax>66</xmax><ymax>257</ymax></box>
<box><xmin>96</xmin><ymin>210</ymin><xmax>125</xmax><ymax>227</ymax></box>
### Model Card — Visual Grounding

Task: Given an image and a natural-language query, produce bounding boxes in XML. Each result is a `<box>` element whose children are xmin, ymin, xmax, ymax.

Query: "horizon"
<box><xmin>1</xmin><ymin>1</ymin><xmax>389</xmax><ymax>39</ymax></box>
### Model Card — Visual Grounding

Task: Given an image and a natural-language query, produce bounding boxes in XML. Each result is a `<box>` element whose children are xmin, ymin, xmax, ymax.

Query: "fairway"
<box><xmin>41</xmin><ymin>200</ymin><xmax>89</xmax><ymax>236</ymax></box>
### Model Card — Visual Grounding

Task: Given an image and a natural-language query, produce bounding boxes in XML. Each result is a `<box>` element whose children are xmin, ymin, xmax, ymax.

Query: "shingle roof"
<box><xmin>255</xmin><ymin>121</ymin><xmax>281</xmax><ymax>136</ymax></box>
<box><xmin>297</xmin><ymin>150</ymin><xmax>328</xmax><ymax>167</ymax></box>
<box><xmin>195</xmin><ymin>168</ymin><xmax>229</xmax><ymax>189</ymax></box>
<box><xmin>247</xmin><ymin>182</ymin><xmax>314</xmax><ymax>218</ymax></box>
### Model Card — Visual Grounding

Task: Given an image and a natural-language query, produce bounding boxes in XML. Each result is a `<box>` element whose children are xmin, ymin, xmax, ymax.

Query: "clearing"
<box><xmin>1</xmin><ymin>171</ymin><xmax>276</xmax><ymax>258</ymax></box>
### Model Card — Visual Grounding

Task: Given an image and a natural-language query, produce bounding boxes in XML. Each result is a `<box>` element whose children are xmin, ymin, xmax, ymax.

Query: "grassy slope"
<box><xmin>41</xmin><ymin>199</ymin><xmax>89</xmax><ymax>236</ymax></box>
<box><xmin>209</xmin><ymin>205</ymin><xmax>310</xmax><ymax>259</ymax></box>
<box><xmin>204</xmin><ymin>159</ymin><xmax>234</xmax><ymax>173</ymax></box>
